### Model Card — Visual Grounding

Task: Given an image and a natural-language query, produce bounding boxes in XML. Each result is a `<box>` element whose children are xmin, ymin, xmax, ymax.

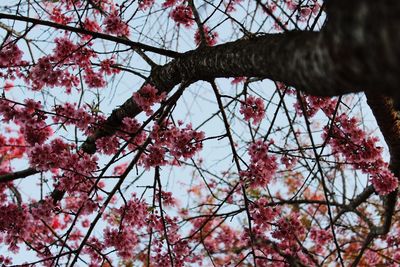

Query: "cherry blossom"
<box><xmin>138</xmin><ymin>0</ymin><xmax>155</xmax><ymax>10</ymax></box>
<box><xmin>240</xmin><ymin>95</ymin><xmax>266</xmax><ymax>125</ymax></box>
<box><xmin>240</xmin><ymin>140</ymin><xmax>278</xmax><ymax>188</ymax></box>
<box><xmin>104</xmin><ymin>10</ymin><xmax>130</xmax><ymax>37</ymax></box>
<box><xmin>132</xmin><ymin>84</ymin><xmax>167</xmax><ymax>116</ymax></box>
<box><xmin>170</xmin><ymin>5</ymin><xmax>194</xmax><ymax>27</ymax></box>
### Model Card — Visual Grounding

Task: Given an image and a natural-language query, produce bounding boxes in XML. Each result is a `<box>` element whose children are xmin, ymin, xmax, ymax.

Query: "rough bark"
<box><xmin>325</xmin><ymin>0</ymin><xmax>400</xmax><ymax>100</ymax></box>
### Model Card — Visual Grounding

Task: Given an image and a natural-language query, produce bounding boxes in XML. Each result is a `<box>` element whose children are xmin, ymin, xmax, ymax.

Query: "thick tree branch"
<box><xmin>0</xmin><ymin>168</ymin><xmax>39</xmax><ymax>183</ymax></box>
<box><xmin>325</xmin><ymin>0</ymin><xmax>400</xmax><ymax>101</ymax></box>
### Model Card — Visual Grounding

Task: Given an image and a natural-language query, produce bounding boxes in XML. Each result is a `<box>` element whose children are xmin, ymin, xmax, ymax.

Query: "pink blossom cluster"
<box><xmin>0</xmin><ymin>99</ymin><xmax>20</xmax><ymax>122</ymax></box>
<box><xmin>104</xmin><ymin>227</ymin><xmax>139</xmax><ymax>259</ymax></box>
<box><xmin>0</xmin><ymin>255</ymin><xmax>12</xmax><ymax>265</ymax></box>
<box><xmin>309</xmin><ymin>227</ymin><xmax>332</xmax><ymax>246</ymax></box>
<box><xmin>138</xmin><ymin>0</ymin><xmax>155</xmax><ymax>10</ymax></box>
<box><xmin>81</xmin><ymin>18</ymin><xmax>102</xmax><ymax>40</ymax></box>
<box><xmin>240</xmin><ymin>140</ymin><xmax>278</xmax><ymax>188</ymax></box>
<box><xmin>49</xmin><ymin>7</ymin><xmax>72</xmax><ymax>24</ymax></box>
<box><xmin>280</xmin><ymin>154</ymin><xmax>298</xmax><ymax>169</ymax></box>
<box><xmin>104</xmin><ymin>10</ymin><xmax>130</xmax><ymax>37</ymax></box>
<box><xmin>28</xmin><ymin>56</ymin><xmax>79</xmax><ymax>91</ymax></box>
<box><xmin>160</xmin><ymin>190</ymin><xmax>178</xmax><ymax>206</ymax></box>
<box><xmin>285</xmin><ymin>0</ymin><xmax>298</xmax><ymax>11</ymax></box>
<box><xmin>28</xmin><ymin>138</ymin><xmax>71</xmax><ymax>171</ymax></box>
<box><xmin>120</xmin><ymin>117</ymin><xmax>147</xmax><ymax>150</ymax></box>
<box><xmin>53</xmin><ymin>102</ymin><xmax>94</xmax><ymax>132</ymax></box>
<box><xmin>22</xmin><ymin>123</ymin><xmax>52</xmax><ymax>147</ymax></box>
<box><xmin>0</xmin><ymin>41</ymin><xmax>26</xmax><ymax>80</ymax></box>
<box><xmin>147</xmin><ymin>121</ymin><xmax>204</xmax><ymax>164</ymax></box>
<box><xmin>84</xmin><ymin>68</ymin><xmax>107</xmax><ymax>88</ymax></box>
<box><xmin>0</xmin><ymin>203</ymin><xmax>29</xmax><ymax>235</ymax></box>
<box><xmin>239</xmin><ymin>95</ymin><xmax>266</xmax><ymax>125</ymax></box>
<box><xmin>52</xmin><ymin>37</ymin><xmax>111</xmax><ymax>90</ymax></box>
<box><xmin>140</xmin><ymin>144</ymin><xmax>168</xmax><ymax>169</ymax></box>
<box><xmin>28</xmin><ymin>37</ymin><xmax>93</xmax><ymax>91</ymax></box>
<box><xmin>84</xmin><ymin>237</ymin><xmax>107</xmax><ymax>265</ymax></box>
<box><xmin>139</xmin><ymin>121</ymin><xmax>204</xmax><ymax>169</ymax></box>
<box><xmin>152</xmin><ymin>122</ymin><xmax>204</xmax><ymax>159</ymax></box>
<box><xmin>370</xmin><ymin>169</ymin><xmax>398</xmax><ymax>195</ymax></box>
<box><xmin>53</xmin><ymin>37</ymin><xmax>80</xmax><ymax>60</ymax></box>
<box><xmin>27</xmin><ymin>36</ymin><xmax>112</xmax><ymax>92</ymax></box>
<box><xmin>57</xmin><ymin>152</ymin><xmax>99</xmax><ymax>193</ymax></box>
<box><xmin>95</xmin><ymin>135</ymin><xmax>120</xmax><ymax>155</ymax></box>
<box><xmin>30</xmin><ymin>198</ymin><xmax>57</xmax><ymax>222</ymax></box>
<box><xmin>0</xmin><ymin>42</ymin><xmax>25</xmax><ymax>68</ymax></box>
<box><xmin>170</xmin><ymin>5</ymin><xmax>194</xmax><ymax>27</ymax></box>
<box><xmin>162</xmin><ymin>0</ymin><xmax>180</xmax><ymax>8</ymax></box>
<box><xmin>0</xmin><ymin>199</ymin><xmax>60</xmax><ymax>256</ymax></box>
<box><xmin>112</xmin><ymin>162</ymin><xmax>128</xmax><ymax>175</ymax></box>
<box><xmin>64</xmin><ymin>195</ymin><xmax>101</xmax><ymax>216</ymax></box>
<box><xmin>167</xmin><ymin>240</ymin><xmax>196</xmax><ymax>267</ymax></box>
<box><xmin>83</xmin><ymin>18</ymin><xmax>101</xmax><ymax>32</ymax></box>
<box><xmin>148</xmin><ymin>214</ymin><xmax>194</xmax><ymax>266</ymax></box>
<box><xmin>325</xmin><ymin>113</ymin><xmax>398</xmax><ymax>195</ymax></box>
<box><xmin>188</xmin><ymin>217</ymin><xmax>246</xmax><ymax>265</ymax></box>
<box><xmin>55</xmin><ymin>37</ymin><xmax>98</xmax><ymax>68</ymax></box>
<box><xmin>250</xmin><ymin>197</ymin><xmax>280</xmax><ymax>229</ymax></box>
<box><xmin>0</xmin><ymin>99</ymin><xmax>52</xmax><ymax>145</ymax></box>
<box><xmin>19</xmin><ymin>100</ymin><xmax>52</xmax><ymax>145</ymax></box>
<box><xmin>132</xmin><ymin>84</ymin><xmax>167</xmax><ymax>116</ymax></box>
<box><xmin>0</xmin><ymin>132</ymin><xmax>25</xmax><ymax>164</ymax></box>
<box><xmin>209</xmin><ymin>224</ymin><xmax>245</xmax><ymax>257</ymax></box>
<box><xmin>285</xmin><ymin>0</ymin><xmax>321</xmax><ymax>22</ymax></box>
<box><xmin>293</xmin><ymin>93</ymin><xmax>397</xmax><ymax>194</ymax></box>
<box><xmin>271</xmin><ymin>213</ymin><xmax>305</xmax><ymax>241</ymax></box>
<box><xmin>104</xmin><ymin>195</ymin><xmax>148</xmax><ymax>259</ymax></box>
<box><xmin>294</xmin><ymin>95</ymin><xmax>337</xmax><ymax>117</ymax></box>
<box><xmin>27</xmin><ymin>137</ymin><xmax>99</xmax><ymax>195</ymax></box>
<box><xmin>99</xmin><ymin>58</ymin><xmax>120</xmax><ymax>75</ymax></box>
<box><xmin>194</xmin><ymin>26</ymin><xmax>218</xmax><ymax>46</ymax></box>
<box><xmin>0</xmin><ymin>203</ymin><xmax>32</xmax><ymax>252</ymax></box>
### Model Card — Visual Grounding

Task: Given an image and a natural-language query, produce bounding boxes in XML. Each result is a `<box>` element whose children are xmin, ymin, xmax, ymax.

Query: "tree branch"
<box><xmin>0</xmin><ymin>13</ymin><xmax>181</xmax><ymax>58</ymax></box>
<box><xmin>0</xmin><ymin>168</ymin><xmax>39</xmax><ymax>183</ymax></box>
<box><xmin>348</xmin><ymin>92</ymin><xmax>400</xmax><ymax>266</ymax></box>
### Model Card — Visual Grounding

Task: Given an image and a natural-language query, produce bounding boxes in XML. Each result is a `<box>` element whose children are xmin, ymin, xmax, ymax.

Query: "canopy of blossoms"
<box><xmin>0</xmin><ymin>0</ymin><xmax>399</xmax><ymax>266</ymax></box>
